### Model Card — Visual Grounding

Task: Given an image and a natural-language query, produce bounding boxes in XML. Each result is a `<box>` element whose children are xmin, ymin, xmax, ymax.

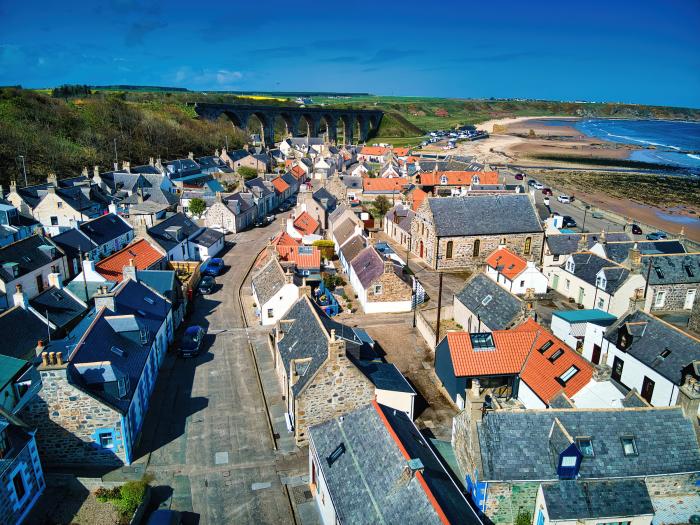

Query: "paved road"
<box><xmin>135</xmin><ymin>222</ymin><xmax>297</xmax><ymax>524</ymax></box>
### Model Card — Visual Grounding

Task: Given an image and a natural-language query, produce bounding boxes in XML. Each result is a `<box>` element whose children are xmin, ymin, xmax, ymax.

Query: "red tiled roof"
<box><xmin>516</xmin><ymin>319</ymin><xmax>594</xmax><ymax>404</ymax></box>
<box><xmin>362</xmin><ymin>177</ymin><xmax>409</xmax><ymax>193</ymax></box>
<box><xmin>405</xmin><ymin>155</ymin><xmax>420</xmax><ymax>163</ymax></box>
<box><xmin>277</xmin><ymin>245</ymin><xmax>321</xmax><ymax>270</ymax></box>
<box><xmin>293</xmin><ymin>211</ymin><xmax>319</xmax><ymax>236</ymax></box>
<box><xmin>271</xmin><ymin>176</ymin><xmax>289</xmax><ymax>194</ymax></box>
<box><xmin>272</xmin><ymin>231</ymin><xmax>300</xmax><ymax>247</ymax></box>
<box><xmin>447</xmin><ymin>331</ymin><xmax>536</xmax><ymax>377</ymax></box>
<box><xmin>393</xmin><ymin>147</ymin><xmax>410</xmax><ymax>157</ymax></box>
<box><xmin>418</xmin><ymin>171</ymin><xmax>499</xmax><ymax>186</ymax></box>
<box><xmin>95</xmin><ymin>239</ymin><xmax>163</xmax><ymax>282</ymax></box>
<box><xmin>412</xmin><ymin>188</ymin><xmax>428</xmax><ymax>212</ymax></box>
<box><xmin>291</xmin><ymin>165</ymin><xmax>306</xmax><ymax>179</ymax></box>
<box><xmin>360</xmin><ymin>146</ymin><xmax>390</xmax><ymax>156</ymax></box>
<box><xmin>485</xmin><ymin>248</ymin><xmax>527</xmax><ymax>280</ymax></box>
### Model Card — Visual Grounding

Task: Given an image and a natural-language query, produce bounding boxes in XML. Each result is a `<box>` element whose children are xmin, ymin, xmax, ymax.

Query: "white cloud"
<box><xmin>171</xmin><ymin>67</ymin><xmax>244</xmax><ymax>89</ymax></box>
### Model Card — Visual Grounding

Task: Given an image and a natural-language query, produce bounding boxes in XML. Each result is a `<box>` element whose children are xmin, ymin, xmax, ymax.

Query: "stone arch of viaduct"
<box><xmin>192</xmin><ymin>103</ymin><xmax>383</xmax><ymax>147</ymax></box>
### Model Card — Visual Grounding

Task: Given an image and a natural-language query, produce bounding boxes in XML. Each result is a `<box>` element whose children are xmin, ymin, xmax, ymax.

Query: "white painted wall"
<box><xmin>309</xmin><ymin>441</ymin><xmax>338</xmax><ymax>525</ymax></box>
<box><xmin>375</xmin><ymin>389</ymin><xmax>415</xmax><ymax>419</ymax></box>
<box><xmin>517</xmin><ymin>380</ymin><xmax>547</xmax><ymax>409</ymax></box>
<box><xmin>485</xmin><ymin>263</ymin><xmax>548</xmax><ymax>295</ymax></box>
<box><xmin>550</xmin><ymin>316</ymin><xmax>578</xmax><ymax>350</ymax></box>
<box><xmin>254</xmin><ymin>282</ymin><xmax>299</xmax><ymax>326</ymax></box>
<box><xmin>453</xmin><ymin>297</ymin><xmax>494</xmax><ymax>333</ymax></box>
<box><xmin>582</xmin><ymin>322</ymin><xmax>608</xmax><ymax>364</ymax></box>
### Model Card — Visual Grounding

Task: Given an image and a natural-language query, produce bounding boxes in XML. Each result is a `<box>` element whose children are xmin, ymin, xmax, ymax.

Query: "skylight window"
<box><xmin>621</xmin><ymin>436</ymin><xmax>638</xmax><ymax>456</ymax></box>
<box><xmin>576</xmin><ymin>437</ymin><xmax>594</xmax><ymax>457</ymax></box>
<box><xmin>538</xmin><ymin>341</ymin><xmax>553</xmax><ymax>354</ymax></box>
<box><xmin>557</xmin><ymin>365</ymin><xmax>579</xmax><ymax>385</ymax></box>
<box><xmin>685</xmin><ymin>264</ymin><xmax>695</xmax><ymax>277</ymax></box>
<box><xmin>654</xmin><ymin>264</ymin><xmax>664</xmax><ymax>279</ymax></box>
<box><xmin>481</xmin><ymin>295</ymin><xmax>492</xmax><ymax>307</ymax></box>
<box><xmin>110</xmin><ymin>346</ymin><xmax>125</xmax><ymax>357</ymax></box>
<box><xmin>548</xmin><ymin>349</ymin><xmax>564</xmax><ymax>362</ymax></box>
<box><xmin>144</xmin><ymin>297</ymin><xmax>155</xmax><ymax>305</ymax></box>
<box><xmin>470</xmin><ymin>333</ymin><xmax>495</xmax><ymax>351</ymax></box>
<box><xmin>659</xmin><ymin>349</ymin><xmax>671</xmax><ymax>359</ymax></box>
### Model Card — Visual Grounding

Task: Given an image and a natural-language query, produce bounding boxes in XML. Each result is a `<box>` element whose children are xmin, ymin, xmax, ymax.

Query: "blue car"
<box><xmin>202</xmin><ymin>258</ymin><xmax>224</xmax><ymax>276</ymax></box>
<box><xmin>179</xmin><ymin>325</ymin><xmax>205</xmax><ymax>358</ymax></box>
<box><xmin>646</xmin><ymin>231</ymin><xmax>668</xmax><ymax>240</ymax></box>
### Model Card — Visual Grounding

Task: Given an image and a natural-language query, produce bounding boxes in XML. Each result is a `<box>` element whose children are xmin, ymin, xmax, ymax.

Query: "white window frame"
<box><xmin>654</xmin><ymin>290</ymin><xmax>667</xmax><ymax>308</ymax></box>
<box><xmin>373</xmin><ymin>284</ymin><xmax>383</xmax><ymax>295</ymax></box>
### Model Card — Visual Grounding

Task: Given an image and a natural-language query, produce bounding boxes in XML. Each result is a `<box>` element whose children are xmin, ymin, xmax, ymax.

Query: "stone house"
<box><xmin>384</xmin><ymin>203</ymin><xmax>414</xmax><ymax>253</ymax></box>
<box><xmin>453</xmin><ymin>273</ymin><xmax>525</xmax><ymax>333</ymax></box>
<box><xmin>297</xmin><ymin>187</ymin><xmax>337</xmax><ymax>232</ymax></box>
<box><xmin>0</xmin><ymin>235</ymin><xmax>69</xmax><ymax>310</ymax></box>
<box><xmin>640</xmin><ymin>253</ymin><xmax>699</xmax><ymax>313</ymax></box>
<box><xmin>21</xmin><ymin>277</ymin><xmax>173</xmax><ymax>467</ymax></box>
<box><xmin>273</xmin><ymin>295</ymin><xmax>413</xmax><ymax>446</ymax></box>
<box><xmin>349</xmin><ymin>246</ymin><xmax>413</xmax><ymax>314</ymax></box>
<box><xmin>411</xmin><ymin>194</ymin><xmax>544</xmax><ymax>271</ymax></box>
<box><xmin>252</xmin><ymin>258</ymin><xmax>299</xmax><ymax>326</ymax></box>
<box><xmin>205</xmin><ymin>192</ymin><xmax>258</xmax><ymax>233</ymax></box>
<box><xmin>602</xmin><ymin>309</ymin><xmax>700</xmax><ymax>407</ymax></box>
<box><xmin>452</xmin><ymin>403</ymin><xmax>700</xmax><ymax>524</ymax></box>
<box><xmin>220</xmin><ymin>148</ymin><xmax>265</xmax><ymax>173</ymax></box>
<box><xmin>542</xmin><ymin>232</ymin><xmax>630</xmax><ymax>270</ymax></box>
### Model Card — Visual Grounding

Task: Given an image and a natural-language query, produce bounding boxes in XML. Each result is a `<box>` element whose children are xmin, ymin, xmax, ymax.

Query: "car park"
<box><xmin>631</xmin><ymin>224</ymin><xmax>643</xmax><ymax>235</ymax></box>
<box><xmin>646</xmin><ymin>231</ymin><xmax>668</xmax><ymax>240</ymax></box>
<box><xmin>198</xmin><ymin>275</ymin><xmax>216</xmax><ymax>295</ymax></box>
<box><xmin>178</xmin><ymin>325</ymin><xmax>205</xmax><ymax>358</ymax></box>
<box><xmin>202</xmin><ymin>257</ymin><xmax>225</xmax><ymax>276</ymax></box>
<box><xmin>557</xmin><ymin>194</ymin><xmax>571</xmax><ymax>203</ymax></box>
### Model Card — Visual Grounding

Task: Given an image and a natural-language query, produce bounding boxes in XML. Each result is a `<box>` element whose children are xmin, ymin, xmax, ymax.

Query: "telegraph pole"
<box><xmin>18</xmin><ymin>155</ymin><xmax>28</xmax><ymax>187</ymax></box>
<box><xmin>434</xmin><ymin>237</ymin><xmax>443</xmax><ymax>348</ymax></box>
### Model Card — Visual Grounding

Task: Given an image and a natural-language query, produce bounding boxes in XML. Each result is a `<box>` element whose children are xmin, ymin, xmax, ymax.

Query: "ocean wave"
<box><xmin>600</xmin><ymin>131</ymin><xmax>681</xmax><ymax>150</ymax></box>
<box><xmin>688</xmin><ymin>154</ymin><xmax>700</xmax><ymax>161</ymax></box>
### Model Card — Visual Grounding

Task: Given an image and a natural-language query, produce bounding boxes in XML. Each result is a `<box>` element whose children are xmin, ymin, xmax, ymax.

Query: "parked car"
<box><xmin>198</xmin><ymin>275</ymin><xmax>216</xmax><ymax>295</ymax></box>
<box><xmin>646</xmin><ymin>231</ymin><xmax>668</xmax><ymax>240</ymax></box>
<box><xmin>514</xmin><ymin>173</ymin><xmax>524</xmax><ymax>180</ymax></box>
<box><xmin>562</xmin><ymin>216</ymin><xmax>577</xmax><ymax>228</ymax></box>
<box><xmin>591</xmin><ymin>211</ymin><xmax>604</xmax><ymax>219</ymax></box>
<box><xmin>202</xmin><ymin>257</ymin><xmax>225</xmax><ymax>276</ymax></box>
<box><xmin>533</xmin><ymin>182</ymin><xmax>544</xmax><ymax>190</ymax></box>
<box><xmin>147</xmin><ymin>510</ymin><xmax>182</xmax><ymax>525</ymax></box>
<box><xmin>631</xmin><ymin>224</ymin><xmax>643</xmax><ymax>235</ymax></box>
<box><xmin>543</xmin><ymin>197</ymin><xmax>550</xmax><ymax>206</ymax></box>
<box><xmin>266</xmin><ymin>215</ymin><xmax>276</xmax><ymax>222</ymax></box>
<box><xmin>557</xmin><ymin>194</ymin><xmax>571</xmax><ymax>203</ymax></box>
<box><xmin>527</xmin><ymin>179</ymin><xmax>537</xmax><ymax>187</ymax></box>
<box><xmin>178</xmin><ymin>325</ymin><xmax>205</xmax><ymax>358</ymax></box>
<box><xmin>542</xmin><ymin>188</ymin><xmax>553</xmax><ymax>196</ymax></box>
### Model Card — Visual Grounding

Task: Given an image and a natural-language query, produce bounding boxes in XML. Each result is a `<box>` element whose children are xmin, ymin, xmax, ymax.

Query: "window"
<box><xmin>50</xmin><ymin>216</ymin><xmax>59</xmax><ymax>226</ymax></box>
<box><xmin>597</xmin><ymin>297</ymin><xmax>605</xmax><ymax>309</ymax></box>
<box><xmin>548</xmin><ymin>349</ymin><xmax>564</xmax><ymax>362</ymax></box>
<box><xmin>654</xmin><ymin>290</ymin><xmax>666</xmax><ymax>307</ymax></box>
<box><xmin>446</xmin><ymin>241</ymin><xmax>453</xmax><ymax>259</ymax></box>
<box><xmin>558</xmin><ymin>365</ymin><xmax>579</xmax><ymax>385</ymax></box>
<box><xmin>565</xmin><ymin>279</ymin><xmax>570</xmax><ymax>290</ymax></box>
<box><xmin>595</xmin><ymin>275</ymin><xmax>606</xmax><ymax>289</ymax></box>
<box><xmin>538</xmin><ymin>340</ymin><xmax>553</xmax><ymax>353</ymax></box>
<box><xmin>524</xmin><ymin>237</ymin><xmax>532</xmax><ymax>256</ymax></box>
<box><xmin>560</xmin><ymin>455</ymin><xmax>577</xmax><ymax>467</ymax></box>
<box><xmin>472</xmin><ymin>239</ymin><xmax>480</xmax><ymax>257</ymax></box>
<box><xmin>12</xmin><ymin>471</ymin><xmax>26</xmax><ymax>502</ymax></box>
<box><xmin>576</xmin><ymin>437</ymin><xmax>594</xmax><ymax>457</ymax></box>
<box><xmin>57</xmin><ymin>201</ymin><xmax>63</xmax><ymax>208</ymax></box>
<box><xmin>553</xmin><ymin>254</ymin><xmax>560</xmax><ymax>262</ymax></box>
<box><xmin>621</xmin><ymin>436</ymin><xmax>638</xmax><ymax>456</ymax></box>
<box><xmin>267</xmin><ymin>308</ymin><xmax>274</xmax><ymax>318</ymax></box>
<box><xmin>99</xmin><ymin>433</ymin><xmax>114</xmax><ymax>449</ymax></box>
<box><xmin>373</xmin><ymin>284</ymin><xmax>383</xmax><ymax>295</ymax></box>
<box><xmin>519</xmin><ymin>280</ymin><xmax>525</xmax><ymax>287</ymax></box>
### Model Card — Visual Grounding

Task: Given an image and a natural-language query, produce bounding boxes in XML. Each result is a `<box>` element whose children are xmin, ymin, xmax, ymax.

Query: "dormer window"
<box><xmin>560</xmin><ymin>455</ymin><xmax>577</xmax><ymax>467</ymax></box>
<box><xmin>621</xmin><ymin>436</ymin><xmax>638</xmax><ymax>456</ymax></box>
<box><xmin>595</xmin><ymin>274</ymin><xmax>607</xmax><ymax>290</ymax></box>
<box><xmin>576</xmin><ymin>437</ymin><xmax>594</xmax><ymax>457</ymax></box>
<box><xmin>566</xmin><ymin>259</ymin><xmax>575</xmax><ymax>273</ymax></box>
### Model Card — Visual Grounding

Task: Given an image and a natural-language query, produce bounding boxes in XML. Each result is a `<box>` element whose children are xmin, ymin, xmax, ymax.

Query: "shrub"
<box><xmin>515</xmin><ymin>509</ymin><xmax>532</xmax><ymax>525</ymax></box>
<box><xmin>322</xmin><ymin>273</ymin><xmax>345</xmax><ymax>291</ymax></box>
<box><xmin>312</xmin><ymin>239</ymin><xmax>335</xmax><ymax>260</ymax></box>
<box><xmin>188</xmin><ymin>197</ymin><xmax>207</xmax><ymax>217</ymax></box>
<box><xmin>238</xmin><ymin>166</ymin><xmax>258</xmax><ymax>180</ymax></box>
<box><xmin>115</xmin><ymin>479</ymin><xmax>149</xmax><ymax>517</ymax></box>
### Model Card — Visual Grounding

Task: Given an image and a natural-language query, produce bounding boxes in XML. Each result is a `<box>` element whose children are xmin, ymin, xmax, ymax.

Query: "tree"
<box><xmin>371</xmin><ymin>195</ymin><xmax>392</xmax><ymax>225</ymax></box>
<box><xmin>238</xmin><ymin>166</ymin><xmax>258</xmax><ymax>180</ymax></box>
<box><xmin>188</xmin><ymin>197</ymin><xmax>206</xmax><ymax>217</ymax></box>
<box><xmin>312</xmin><ymin>239</ymin><xmax>335</xmax><ymax>260</ymax></box>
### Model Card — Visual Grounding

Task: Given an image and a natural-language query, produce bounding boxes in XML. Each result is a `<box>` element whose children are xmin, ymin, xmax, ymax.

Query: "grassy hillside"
<box><xmin>0</xmin><ymin>87</ymin><xmax>247</xmax><ymax>185</ymax></box>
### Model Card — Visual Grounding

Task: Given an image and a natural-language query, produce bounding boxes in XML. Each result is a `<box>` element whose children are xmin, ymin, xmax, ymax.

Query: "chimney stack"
<box><xmin>40</xmin><ymin>350</ymin><xmax>49</xmax><ymax>366</ymax></box>
<box><xmin>122</xmin><ymin>161</ymin><xmax>131</xmax><ymax>173</ymax></box>
<box><xmin>122</xmin><ymin>258</ymin><xmax>137</xmax><ymax>281</ymax></box>
<box><xmin>13</xmin><ymin>284</ymin><xmax>28</xmax><ymax>309</ymax></box>
<box><xmin>629</xmin><ymin>243</ymin><xmax>642</xmax><ymax>272</ymax></box>
<box><xmin>149</xmin><ymin>157</ymin><xmax>155</xmax><ymax>166</ymax></box>
<box><xmin>10</xmin><ymin>180</ymin><xmax>17</xmax><ymax>194</ymax></box>
<box><xmin>188</xmin><ymin>152</ymin><xmax>194</xmax><ymax>160</ymax></box>
<box><xmin>383</xmin><ymin>258</ymin><xmax>394</xmax><ymax>274</ymax></box>
<box><xmin>577</xmin><ymin>233</ymin><xmax>588</xmax><ymax>252</ymax></box>
<box><xmin>93</xmin><ymin>165</ymin><xmax>100</xmax><ymax>179</ymax></box>
<box><xmin>327</xmin><ymin>327</ymin><xmax>346</xmax><ymax>362</ymax></box>
<box><xmin>94</xmin><ymin>286</ymin><xmax>116</xmax><ymax>312</ymax></box>
<box><xmin>47</xmin><ymin>272</ymin><xmax>63</xmax><ymax>289</ymax></box>
<box><xmin>81</xmin><ymin>167</ymin><xmax>88</xmax><ymax>177</ymax></box>
<box><xmin>47</xmin><ymin>173</ymin><xmax>58</xmax><ymax>187</ymax></box>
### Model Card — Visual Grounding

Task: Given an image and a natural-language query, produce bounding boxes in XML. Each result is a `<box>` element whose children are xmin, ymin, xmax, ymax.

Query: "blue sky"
<box><xmin>2</xmin><ymin>0</ymin><xmax>699</xmax><ymax>107</ymax></box>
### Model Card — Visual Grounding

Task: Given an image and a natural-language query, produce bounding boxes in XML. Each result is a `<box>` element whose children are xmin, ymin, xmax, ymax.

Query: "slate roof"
<box><xmin>339</xmin><ymin>235</ymin><xmax>366</xmax><ymax>264</ymax></box>
<box><xmin>95</xmin><ymin>239</ymin><xmax>163</xmax><ymax>282</ymax></box>
<box><xmin>102</xmin><ymin>172</ymin><xmax>178</xmax><ymax>206</ymax></box>
<box><xmin>308</xmin><ymin>403</ymin><xmax>479</xmax><ymax>525</ymax></box>
<box><xmin>427</xmin><ymin>195</ymin><xmax>542</xmax><ymax>237</ymax></box>
<box><xmin>15</xmin><ymin>182</ymin><xmax>110</xmax><ymax>212</ymax></box>
<box><xmin>189</xmin><ymin>228</ymin><xmax>224</xmax><ymax>248</ymax></box>
<box><xmin>419</xmin><ymin>171</ymin><xmax>498</xmax><ymax>186</ymax></box>
<box><xmin>0</xmin><ymin>306</ymin><xmax>49</xmax><ymax>360</ymax></box>
<box><xmin>454</xmin><ymin>274</ymin><xmax>523</xmax><ymax>330</ymax></box>
<box><xmin>52</xmin><ymin>228</ymin><xmax>97</xmax><ymax>259</ymax></box>
<box><xmin>252</xmin><ymin>259</ymin><xmax>288</xmax><ymax>307</ymax></box>
<box><xmin>341</xmin><ymin>175</ymin><xmax>362</xmax><ymax>190</ymax></box>
<box><xmin>385</xmin><ymin>204</ymin><xmax>414</xmax><ymax>232</ymax></box>
<box><xmin>80</xmin><ymin>213</ymin><xmax>132</xmax><ymax>247</ymax></box>
<box><xmin>147</xmin><ymin>213</ymin><xmax>201</xmax><ymax>253</ymax></box>
<box><xmin>224</xmin><ymin>192</ymin><xmax>257</xmax><ymax>216</ymax></box>
<box><xmin>350</xmin><ymin>247</ymin><xmax>386</xmax><ymax>288</ymax></box>
<box><xmin>312</xmin><ymin>188</ymin><xmax>337</xmax><ymax>211</ymax></box>
<box><xmin>354</xmin><ymin>361</ymin><xmax>415</xmax><ymax>394</ymax></box>
<box><xmin>69</xmin><ymin>278</ymin><xmax>171</xmax><ymax>412</ymax></box>
<box><xmin>601</xmin><ymin>240</ymin><xmax>686</xmax><ymax>264</ymax></box>
<box><xmin>333</xmin><ymin>218</ymin><xmax>359</xmax><ymax>247</ymax></box>
<box><xmin>476</xmin><ymin>406</ymin><xmax>700</xmax><ymax>481</ymax></box>
<box><xmin>641</xmin><ymin>253</ymin><xmax>700</xmax><ymax>285</ymax></box>
<box><xmin>604</xmin><ymin>310</ymin><xmax>700</xmax><ymax>385</ymax></box>
<box><xmin>29</xmin><ymin>286</ymin><xmax>87</xmax><ymax>331</ymax></box>
<box><xmin>566</xmin><ymin>253</ymin><xmax>630</xmax><ymax>294</ymax></box>
<box><xmin>135</xmin><ymin>270</ymin><xmax>178</xmax><ymax>304</ymax></box>
<box><xmin>0</xmin><ymin>235</ymin><xmax>64</xmax><ymax>283</ymax></box>
<box><xmin>546</xmin><ymin>232</ymin><xmax>630</xmax><ymax>256</ymax></box>
<box><xmin>0</xmin><ymin>354</ymin><xmax>28</xmax><ymax>391</ymax></box>
<box><xmin>542</xmin><ymin>480</ymin><xmax>654</xmax><ymax>519</ymax></box>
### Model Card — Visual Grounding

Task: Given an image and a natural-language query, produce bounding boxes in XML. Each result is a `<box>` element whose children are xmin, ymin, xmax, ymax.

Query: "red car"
<box><xmin>542</xmin><ymin>188</ymin><xmax>553</xmax><ymax>196</ymax></box>
<box><xmin>514</xmin><ymin>173</ymin><xmax>524</xmax><ymax>180</ymax></box>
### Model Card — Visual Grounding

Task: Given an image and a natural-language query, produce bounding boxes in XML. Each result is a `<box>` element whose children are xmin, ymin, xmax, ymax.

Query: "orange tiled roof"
<box><xmin>393</xmin><ymin>147</ymin><xmax>410</xmax><ymax>157</ymax></box>
<box><xmin>411</xmin><ymin>188</ymin><xmax>428</xmax><ymax>212</ymax></box>
<box><xmin>405</xmin><ymin>155</ymin><xmax>420</xmax><ymax>163</ymax></box>
<box><xmin>271</xmin><ymin>176</ymin><xmax>290</xmax><ymax>194</ymax></box>
<box><xmin>277</xmin><ymin>245</ymin><xmax>321</xmax><ymax>270</ymax></box>
<box><xmin>293</xmin><ymin>211</ymin><xmax>319</xmax><ymax>236</ymax></box>
<box><xmin>485</xmin><ymin>248</ymin><xmax>527</xmax><ymax>280</ymax></box>
<box><xmin>419</xmin><ymin>171</ymin><xmax>498</xmax><ymax>186</ymax></box>
<box><xmin>362</xmin><ymin>177</ymin><xmax>409</xmax><ymax>192</ymax></box>
<box><xmin>272</xmin><ymin>231</ymin><xmax>300</xmax><ymax>247</ymax></box>
<box><xmin>95</xmin><ymin>239</ymin><xmax>163</xmax><ymax>282</ymax></box>
<box><xmin>360</xmin><ymin>146</ymin><xmax>390</xmax><ymax>156</ymax></box>
<box><xmin>516</xmin><ymin>319</ymin><xmax>594</xmax><ymax>404</ymax></box>
<box><xmin>447</xmin><ymin>331</ymin><xmax>536</xmax><ymax>377</ymax></box>
<box><xmin>290</xmin><ymin>165</ymin><xmax>306</xmax><ymax>179</ymax></box>
<box><xmin>285</xmin><ymin>159</ymin><xmax>293</xmax><ymax>167</ymax></box>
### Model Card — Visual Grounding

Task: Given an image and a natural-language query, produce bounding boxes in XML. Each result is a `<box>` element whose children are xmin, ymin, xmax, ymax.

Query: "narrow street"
<box><xmin>133</xmin><ymin>221</ymin><xmax>301</xmax><ymax>524</ymax></box>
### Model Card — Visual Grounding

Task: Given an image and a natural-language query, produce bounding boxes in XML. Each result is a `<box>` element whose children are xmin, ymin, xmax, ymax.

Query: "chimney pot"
<box><xmin>56</xmin><ymin>352</ymin><xmax>63</xmax><ymax>365</ymax></box>
<box><xmin>49</xmin><ymin>352</ymin><xmax>56</xmax><ymax>365</ymax></box>
<box><xmin>15</xmin><ymin>284</ymin><xmax>22</xmax><ymax>294</ymax></box>
<box><xmin>41</xmin><ymin>352</ymin><xmax>49</xmax><ymax>366</ymax></box>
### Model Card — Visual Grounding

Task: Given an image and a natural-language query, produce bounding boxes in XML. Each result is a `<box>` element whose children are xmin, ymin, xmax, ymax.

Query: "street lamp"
<box><xmin>18</xmin><ymin>155</ymin><xmax>28</xmax><ymax>187</ymax></box>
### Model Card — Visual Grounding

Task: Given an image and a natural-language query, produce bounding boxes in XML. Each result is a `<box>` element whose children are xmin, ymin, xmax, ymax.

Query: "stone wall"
<box><xmin>485</xmin><ymin>482</ymin><xmax>540</xmax><ymax>525</ymax></box>
<box><xmin>20</xmin><ymin>366</ymin><xmax>126</xmax><ymax>467</ymax></box>
<box><xmin>294</xmin><ymin>338</ymin><xmax>375</xmax><ymax>446</ymax></box>
<box><xmin>205</xmin><ymin>202</ymin><xmax>238</xmax><ymax>233</ymax></box>
<box><xmin>367</xmin><ymin>270</ymin><xmax>412</xmax><ymax>303</ymax></box>
<box><xmin>452</xmin><ymin>408</ymin><xmax>481</xmax><ymax>483</ymax></box>
<box><xmin>649</xmin><ymin>283</ymin><xmax>698</xmax><ymax>312</ymax></box>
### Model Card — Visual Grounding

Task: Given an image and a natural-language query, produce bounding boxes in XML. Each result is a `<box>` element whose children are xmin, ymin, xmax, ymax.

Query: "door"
<box><xmin>641</xmin><ymin>376</ymin><xmax>655</xmax><ymax>404</ymax></box>
<box><xmin>577</xmin><ymin>287</ymin><xmax>585</xmax><ymax>304</ymax></box>
<box><xmin>36</xmin><ymin>274</ymin><xmax>44</xmax><ymax>293</ymax></box>
<box><xmin>419</xmin><ymin>240</ymin><xmax>424</xmax><ymax>258</ymax></box>
<box><xmin>591</xmin><ymin>344</ymin><xmax>601</xmax><ymax>365</ymax></box>
<box><xmin>612</xmin><ymin>356</ymin><xmax>624</xmax><ymax>382</ymax></box>
<box><xmin>551</xmin><ymin>274</ymin><xmax>559</xmax><ymax>290</ymax></box>
<box><xmin>685</xmin><ymin>289</ymin><xmax>697</xmax><ymax>310</ymax></box>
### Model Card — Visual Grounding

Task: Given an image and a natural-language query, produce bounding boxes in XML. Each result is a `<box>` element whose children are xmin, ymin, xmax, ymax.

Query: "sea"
<box><xmin>537</xmin><ymin>118</ymin><xmax>700</xmax><ymax>173</ymax></box>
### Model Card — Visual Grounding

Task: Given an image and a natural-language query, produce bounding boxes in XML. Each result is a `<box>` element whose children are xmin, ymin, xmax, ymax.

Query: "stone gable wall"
<box><xmin>649</xmin><ymin>283</ymin><xmax>698</xmax><ymax>312</ymax></box>
<box><xmin>367</xmin><ymin>271</ymin><xmax>412</xmax><ymax>303</ymax></box>
<box><xmin>205</xmin><ymin>202</ymin><xmax>238</xmax><ymax>233</ymax></box>
<box><xmin>20</xmin><ymin>368</ymin><xmax>126</xmax><ymax>466</ymax></box>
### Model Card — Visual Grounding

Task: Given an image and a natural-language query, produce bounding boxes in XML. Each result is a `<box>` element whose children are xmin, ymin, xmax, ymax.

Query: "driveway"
<box><xmin>134</xmin><ymin>222</ymin><xmax>296</xmax><ymax>524</ymax></box>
